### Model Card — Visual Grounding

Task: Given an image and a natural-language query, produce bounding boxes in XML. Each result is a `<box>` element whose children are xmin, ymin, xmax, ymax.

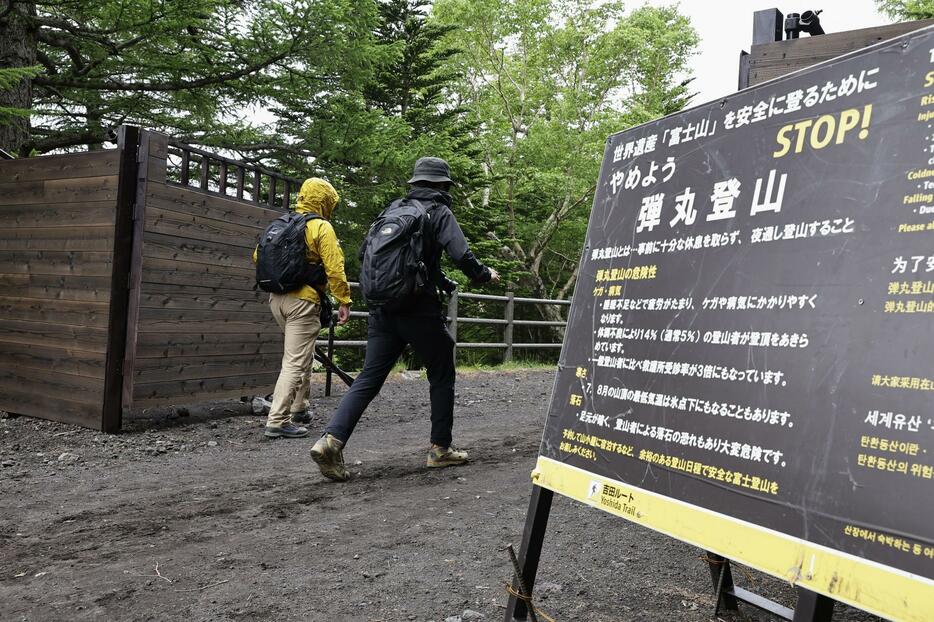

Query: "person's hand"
<box><xmin>488</xmin><ymin>267</ymin><xmax>501</xmax><ymax>282</ymax></box>
<box><xmin>338</xmin><ymin>304</ymin><xmax>351</xmax><ymax>325</ymax></box>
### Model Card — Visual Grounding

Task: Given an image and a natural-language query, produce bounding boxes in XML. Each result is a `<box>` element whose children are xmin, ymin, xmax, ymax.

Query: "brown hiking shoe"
<box><xmin>427</xmin><ymin>445</ymin><xmax>469</xmax><ymax>468</ymax></box>
<box><xmin>310</xmin><ymin>434</ymin><xmax>350</xmax><ymax>482</ymax></box>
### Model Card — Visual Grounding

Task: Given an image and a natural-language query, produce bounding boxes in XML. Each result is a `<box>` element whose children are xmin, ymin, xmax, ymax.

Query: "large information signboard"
<box><xmin>534</xmin><ymin>26</ymin><xmax>934</xmax><ymax>621</ymax></box>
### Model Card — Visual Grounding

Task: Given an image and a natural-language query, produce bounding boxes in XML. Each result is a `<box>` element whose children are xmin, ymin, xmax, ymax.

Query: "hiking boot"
<box><xmin>264</xmin><ymin>423</ymin><xmax>309</xmax><ymax>439</ymax></box>
<box><xmin>427</xmin><ymin>445</ymin><xmax>469</xmax><ymax>468</ymax></box>
<box><xmin>310</xmin><ymin>434</ymin><xmax>350</xmax><ymax>482</ymax></box>
<box><xmin>291</xmin><ymin>409</ymin><xmax>312</xmax><ymax>425</ymax></box>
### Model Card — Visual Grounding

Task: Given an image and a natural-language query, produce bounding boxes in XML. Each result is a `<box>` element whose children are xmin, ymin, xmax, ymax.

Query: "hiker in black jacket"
<box><xmin>311</xmin><ymin>157</ymin><xmax>499</xmax><ymax>481</ymax></box>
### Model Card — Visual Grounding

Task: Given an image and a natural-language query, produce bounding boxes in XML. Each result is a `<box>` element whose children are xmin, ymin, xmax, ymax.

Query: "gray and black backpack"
<box><xmin>358</xmin><ymin>198</ymin><xmax>430</xmax><ymax>309</ymax></box>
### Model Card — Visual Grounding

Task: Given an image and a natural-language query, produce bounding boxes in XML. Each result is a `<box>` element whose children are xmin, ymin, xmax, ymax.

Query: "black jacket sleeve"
<box><xmin>431</xmin><ymin>206</ymin><xmax>491</xmax><ymax>284</ymax></box>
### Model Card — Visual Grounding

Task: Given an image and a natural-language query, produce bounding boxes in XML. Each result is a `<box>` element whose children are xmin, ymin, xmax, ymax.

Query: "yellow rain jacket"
<box><xmin>253</xmin><ymin>178</ymin><xmax>352</xmax><ymax>306</ymax></box>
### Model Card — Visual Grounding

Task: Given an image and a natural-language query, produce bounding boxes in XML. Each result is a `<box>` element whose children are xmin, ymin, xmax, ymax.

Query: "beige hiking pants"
<box><xmin>267</xmin><ymin>294</ymin><xmax>321</xmax><ymax>427</ymax></box>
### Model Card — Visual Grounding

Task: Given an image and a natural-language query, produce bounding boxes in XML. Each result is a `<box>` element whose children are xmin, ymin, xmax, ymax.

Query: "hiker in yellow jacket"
<box><xmin>253</xmin><ymin>178</ymin><xmax>352</xmax><ymax>438</ymax></box>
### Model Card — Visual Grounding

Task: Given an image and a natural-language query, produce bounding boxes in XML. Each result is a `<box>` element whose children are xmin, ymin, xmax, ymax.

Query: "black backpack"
<box><xmin>359</xmin><ymin>198</ymin><xmax>430</xmax><ymax>309</ymax></box>
<box><xmin>255</xmin><ymin>212</ymin><xmax>326</xmax><ymax>294</ymax></box>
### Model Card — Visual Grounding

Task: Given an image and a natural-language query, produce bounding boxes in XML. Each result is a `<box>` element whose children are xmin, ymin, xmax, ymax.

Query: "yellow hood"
<box><xmin>295</xmin><ymin>177</ymin><xmax>339</xmax><ymax>219</ymax></box>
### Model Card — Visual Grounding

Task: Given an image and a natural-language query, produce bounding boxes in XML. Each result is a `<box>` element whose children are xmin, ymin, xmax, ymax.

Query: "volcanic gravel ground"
<box><xmin>0</xmin><ymin>370</ymin><xmax>882</xmax><ymax>621</ymax></box>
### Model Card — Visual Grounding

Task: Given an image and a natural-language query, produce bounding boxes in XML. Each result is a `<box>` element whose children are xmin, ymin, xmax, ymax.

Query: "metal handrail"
<box><xmin>321</xmin><ymin>284</ymin><xmax>571</xmax><ymax>395</ymax></box>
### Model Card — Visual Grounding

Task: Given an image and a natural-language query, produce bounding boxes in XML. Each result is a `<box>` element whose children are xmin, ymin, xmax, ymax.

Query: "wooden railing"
<box><xmin>165</xmin><ymin>140</ymin><xmax>302</xmax><ymax>210</ymax></box>
<box><xmin>321</xmin><ymin>283</ymin><xmax>571</xmax><ymax>395</ymax></box>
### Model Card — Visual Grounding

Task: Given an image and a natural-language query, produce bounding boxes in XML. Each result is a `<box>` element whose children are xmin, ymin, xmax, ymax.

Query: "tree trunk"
<box><xmin>0</xmin><ymin>1</ymin><xmax>37</xmax><ymax>155</ymax></box>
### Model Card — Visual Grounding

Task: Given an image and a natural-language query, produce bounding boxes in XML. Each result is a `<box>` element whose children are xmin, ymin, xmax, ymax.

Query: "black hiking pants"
<box><xmin>324</xmin><ymin>309</ymin><xmax>456</xmax><ymax>447</ymax></box>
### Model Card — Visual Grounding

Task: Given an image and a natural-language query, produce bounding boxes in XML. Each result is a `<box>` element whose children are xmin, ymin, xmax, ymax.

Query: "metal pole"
<box><xmin>504</xmin><ymin>291</ymin><xmax>514</xmax><ymax>363</ymax></box>
<box><xmin>325</xmin><ymin>320</ymin><xmax>335</xmax><ymax>397</ymax></box>
<box><xmin>447</xmin><ymin>290</ymin><xmax>459</xmax><ymax>360</ymax></box>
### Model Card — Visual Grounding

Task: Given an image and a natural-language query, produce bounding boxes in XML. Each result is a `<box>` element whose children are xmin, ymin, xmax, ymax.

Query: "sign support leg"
<box><xmin>504</xmin><ymin>484</ymin><xmax>553</xmax><ymax>621</ymax></box>
<box><xmin>793</xmin><ymin>588</ymin><xmax>835</xmax><ymax>622</ymax></box>
<box><xmin>706</xmin><ymin>552</ymin><xmax>738</xmax><ymax>611</ymax></box>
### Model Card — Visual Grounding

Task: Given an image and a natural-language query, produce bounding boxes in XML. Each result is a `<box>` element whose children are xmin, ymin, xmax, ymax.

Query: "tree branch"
<box><xmin>32</xmin><ymin>128</ymin><xmax>108</xmax><ymax>153</ymax></box>
<box><xmin>35</xmin><ymin>49</ymin><xmax>291</xmax><ymax>92</ymax></box>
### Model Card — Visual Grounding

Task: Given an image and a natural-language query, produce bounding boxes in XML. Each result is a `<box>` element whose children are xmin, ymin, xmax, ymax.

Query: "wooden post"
<box><xmin>236</xmin><ymin>167</ymin><xmax>245</xmax><ymax>200</ymax></box>
<box><xmin>101</xmin><ymin>125</ymin><xmax>141</xmax><ymax>433</ymax></box>
<box><xmin>447</xmin><ymin>290</ymin><xmax>459</xmax><ymax>360</ymax></box>
<box><xmin>218</xmin><ymin>161</ymin><xmax>228</xmax><ymax>195</ymax></box>
<box><xmin>504</xmin><ymin>291</ymin><xmax>515</xmax><ymax>363</ymax></box>
<box><xmin>179</xmin><ymin>149</ymin><xmax>190</xmax><ymax>185</ymax></box>
<box><xmin>268</xmin><ymin>176</ymin><xmax>277</xmax><ymax>207</ymax></box>
<box><xmin>252</xmin><ymin>169</ymin><xmax>261</xmax><ymax>203</ymax></box>
<box><xmin>199</xmin><ymin>155</ymin><xmax>209</xmax><ymax>190</ymax></box>
<box><xmin>504</xmin><ymin>485</ymin><xmax>554</xmax><ymax>621</ymax></box>
<box><xmin>282</xmin><ymin>180</ymin><xmax>291</xmax><ymax>211</ymax></box>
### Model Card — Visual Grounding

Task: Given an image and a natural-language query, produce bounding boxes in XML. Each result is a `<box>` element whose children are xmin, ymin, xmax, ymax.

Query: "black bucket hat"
<box><xmin>408</xmin><ymin>156</ymin><xmax>454</xmax><ymax>184</ymax></box>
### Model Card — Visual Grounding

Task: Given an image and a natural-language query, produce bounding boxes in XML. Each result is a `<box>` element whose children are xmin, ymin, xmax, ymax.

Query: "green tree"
<box><xmin>432</xmin><ymin>0</ymin><xmax>698</xmax><ymax>319</ymax></box>
<box><xmin>265</xmin><ymin>0</ymin><xmax>481</xmax><ymax>270</ymax></box>
<box><xmin>876</xmin><ymin>0</ymin><xmax>934</xmax><ymax>19</ymax></box>
<box><xmin>0</xmin><ymin>0</ymin><xmax>371</xmax><ymax>155</ymax></box>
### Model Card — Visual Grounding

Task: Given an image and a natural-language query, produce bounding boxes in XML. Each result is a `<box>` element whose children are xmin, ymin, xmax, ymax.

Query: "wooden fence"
<box><xmin>0</xmin><ymin>143</ymin><xmax>127</xmax><ymax>430</ymax></box>
<box><xmin>0</xmin><ymin>128</ymin><xmax>569</xmax><ymax>431</ymax></box>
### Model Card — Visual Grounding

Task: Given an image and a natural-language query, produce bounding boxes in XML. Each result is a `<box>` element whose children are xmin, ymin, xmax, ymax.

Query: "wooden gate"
<box><xmin>0</xmin><ymin>127</ymin><xmax>298</xmax><ymax>431</ymax></box>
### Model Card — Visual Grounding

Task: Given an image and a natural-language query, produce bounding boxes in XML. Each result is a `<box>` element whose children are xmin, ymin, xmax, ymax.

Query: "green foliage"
<box><xmin>876</xmin><ymin>0</ymin><xmax>934</xmax><ymax>19</ymax></box>
<box><xmin>0</xmin><ymin>65</ymin><xmax>41</xmax><ymax>125</ymax></box>
<box><xmin>267</xmin><ymin>0</ymin><xmax>482</xmax><ymax>276</ymax></box>
<box><xmin>431</xmin><ymin>0</ymin><xmax>698</xmax><ymax>310</ymax></box>
<box><xmin>10</xmin><ymin>0</ymin><xmax>371</xmax><ymax>153</ymax></box>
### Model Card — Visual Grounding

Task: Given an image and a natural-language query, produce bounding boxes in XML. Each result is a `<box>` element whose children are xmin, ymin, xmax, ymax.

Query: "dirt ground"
<box><xmin>0</xmin><ymin>369</ymin><xmax>883</xmax><ymax>622</ymax></box>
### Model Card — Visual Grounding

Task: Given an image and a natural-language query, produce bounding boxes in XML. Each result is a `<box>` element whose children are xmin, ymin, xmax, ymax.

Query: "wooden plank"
<box><xmin>0</xmin><ymin>225</ymin><xmax>114</xmax><ymax>251</ymax></box>
<box><xmin>0</xmin><ymin>389</ymin><xmax>101</xmax><ymax>427</ymax></box>
<box><xmin>147</xmin><ymin>156</ymin><xmax>166</xmax><ymax>184</ymax></box>
<box><xmin>0</xmin><ymin>202</ymin><xmax>115</xmax><ymax>228</ymax></box>
<box><xmin>135</xmin><ymin>317</ymin><xmax>281</xmax><ymax>334</ymax></box>
<box><xmin>141</xmin><ymin>231</ymin><xmax>257</xmax><ymax>271</ymax></box>
<box><xmin>135</xmin><ymin>332</ymin><xmax>283</xmax><ymax>358</ymax></box>
<box><xmin>139</xmin><ymin>306</ymin><xmax>273</xmax><ymax>323</ymax></box>
<box><xmin>0</xmin><ymin>151</ymin><xmax>118</xmax><ymax>183</ymax></box>
<box><xmin>0</xmin><ymin>340</ymin><xmax>107</xmax><ymax>379</ymax></box>
<box><xmin>148</xmin><ymin>133</ymin><xmax>168</xmax><ymax>159</ymax></box>
<box><xmin>146</xmin><ymin>180</ymin><xmax>280</xmax><ymax>230</ymax></box>
<box><xmin>133</xmin><ymin>352</ymin><xmax>285</xmax><ymax>383</ymax></box>
<box><xmin>144</xmin><ymin>205</ymin><xmax>262</xmax><ymax>249</ymax></box>
<box><xmin>138</xmin><ymin>288</ymin><xmax>270</xmax><ymax>313</ymax></box>
<box><xmin>141</xmin><ymin>262</ymin><xmax>256</xmax><ymax>291</ymax></box>
<box><xmin>0</xmin><ymin>273</ymin><xmax>112</xmax><ymax>302</ymax></box>
<box><xmin>0</xmin><ymin>366</ymin><xmax>105</xmax><ymax>405</ymax></box>
<box><xmin>0</xmin><ymin>318</ymin><xmax>110</xmax><ymax>353</ymax></box>
<box><xmin>0</xmin><ymin>295</ymin><xmax>110</xmax><ymax>327</ymax></box>
<box><xmin>0</xmin><ymin>175</ymin><xmax>119</xmax><ymax>206</ymax></box>
<box><xmin>748</xmin><ymin>19</ymin><xmax>934</xmax><ymax>86</ymax></box>
<box><xmin>132</xmin><ymin>371</ymin><xmax>279</xmax><ymax>404</ymax></box>
<box><xmin>0</xmin><ymin>250</ymin><xmax>113</xmax><ymax>277</ymax></box>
